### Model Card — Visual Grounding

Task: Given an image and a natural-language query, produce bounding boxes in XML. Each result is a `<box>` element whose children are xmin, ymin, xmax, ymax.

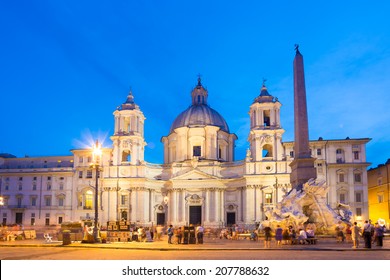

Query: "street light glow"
<box><xmin>92</xmin><ymin>140</ymin><xmax>102</xmax><ymax>164</ymax></box>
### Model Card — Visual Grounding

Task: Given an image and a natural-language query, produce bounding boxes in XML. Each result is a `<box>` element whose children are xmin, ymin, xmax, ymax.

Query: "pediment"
<box><xmin>171</xmin><ymin>169</ymin><xmax>219</xmax><ymax>180</ymax></box>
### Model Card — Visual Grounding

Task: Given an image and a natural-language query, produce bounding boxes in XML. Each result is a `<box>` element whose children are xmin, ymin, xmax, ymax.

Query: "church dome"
<box><xmin>170</xmin><ymin>104</ymin><xmax>230</xmax><ymax>133</ymax></box>
<box><xmin>169</xmin><ymin>78</ymin><xmax>230</xmax><ymax>133</ymax></box>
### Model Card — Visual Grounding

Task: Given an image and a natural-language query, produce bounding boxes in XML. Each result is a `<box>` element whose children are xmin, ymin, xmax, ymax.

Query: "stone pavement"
<box><xmin>1</xmin><ymin>235</ymin><xmax>389</xmax><ymax>251</ymax></box>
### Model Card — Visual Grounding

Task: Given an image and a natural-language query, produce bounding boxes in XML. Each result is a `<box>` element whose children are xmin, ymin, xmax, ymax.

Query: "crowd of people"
<box><xmin>97</xmin><ymin>219</ymin><xmax>386</xmax><ymax>248</ymax></box>
<box><xmin>217</xmin><ymin>219</ymin><xmax>387</xmax><ymax>249</ymax></box>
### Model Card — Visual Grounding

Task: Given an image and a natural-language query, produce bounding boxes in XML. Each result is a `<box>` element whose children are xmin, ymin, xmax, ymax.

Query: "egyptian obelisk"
<box><xmin>290</xmin><ymin>45</ymin><xmax>316</xmax><ymax>188</ymax></box>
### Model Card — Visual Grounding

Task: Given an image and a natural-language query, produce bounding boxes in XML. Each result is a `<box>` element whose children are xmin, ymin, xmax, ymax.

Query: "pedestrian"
<box><xmin>351</xmin><ymin>222</ymin><xmax>361</xmax><ymax>248</ymax></box>
<box><xmin>345</xmin><ymin>225</ymin><xmax>352</xmax><ymax>243</ymax></box>
<box><xmin>374</xmin><ymin>222</ymin><xmax>386</xmax><ymax>247</ymax></box>
<box><xmin>196</xmin><ymin>224</ymin><xmax>204</xmax><ymax>244</ymax></box>
<box><xmin>156</xmin><ymin>224</ymin><xmax>163</xmax><ymax>241</ymax></box>
<box><xmin>274</xmin><ymin>225</ymin><xmax>283</xmax><ymax>245</ymax></box>
<box><xmin>362</xmin><ymin>220</ymin><xmax>374</xmax><ymax>248</ymax></box>
<box><xmin>288</xmin><ymin>226</ymin><xmax>297</xmax><ymax>244</ymax></box>
<box><xmin>298</xmin><ymin>228</ymin><xmax>308</xmax><ymax>244</ymax></box>
<box><xmin>335</xmin><ymin>225</ymin><xmax>345</xmax><ymax>243</ymax></box>
<box><xmin>263</xmin><ymin>225</ymin><xmax>272</xmax><ymax>248</ymax></box>
<box><xmin>275</xmin><ymin>225</ymin><xmax>283</xmax><ymax>246</ymax></box>
<box><xmin>167</xmin><ymin>224</ymin><xmax>174</xmax><ymax>244</ymax></box>
<box><xmin>282</xmin><ymin>227</ymin><xmax>290</xmax><ymax>244</ymax></box>
<box><xmin>176</xmin><ymin>227</ymin><xmax>183</xmax><ymax>244</ymax></box>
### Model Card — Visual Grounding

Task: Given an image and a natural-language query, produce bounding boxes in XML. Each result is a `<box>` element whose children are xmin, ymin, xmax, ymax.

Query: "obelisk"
<box><xmin>290</xmin><ymin>45</ymin><xmax>316</xmax><ymax>188</ymax></box>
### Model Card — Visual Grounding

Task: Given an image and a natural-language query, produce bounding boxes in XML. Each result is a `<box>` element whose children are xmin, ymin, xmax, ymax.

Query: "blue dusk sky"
<box><xmin>1</xmin><ymin>0</ymin><xmax>389</xmax><ymax>169</ymax></box>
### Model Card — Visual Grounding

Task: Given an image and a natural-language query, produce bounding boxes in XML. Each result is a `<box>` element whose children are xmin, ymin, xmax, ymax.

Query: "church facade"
<box><xmin>0</xmin><ymin>78</ymin><xmax>371</xmax><ymax>229</ymax></box>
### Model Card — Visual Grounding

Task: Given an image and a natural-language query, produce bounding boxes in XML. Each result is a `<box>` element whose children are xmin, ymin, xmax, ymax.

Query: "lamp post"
<box><xmin>163</xmin><ymin>195</ymin><xmax>169</xmax><ymax>226</ymax></box>
<box><xmin>91</xmin><ymin>140</ymin><xmax>102</xmax><ymax>243</ymax></box>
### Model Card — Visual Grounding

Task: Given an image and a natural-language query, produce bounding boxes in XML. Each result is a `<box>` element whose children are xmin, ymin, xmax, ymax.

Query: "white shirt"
<box><xmin>299</xmin><ymin>230</ymin><xmax>307</xmax><ymax>239</ymax></box>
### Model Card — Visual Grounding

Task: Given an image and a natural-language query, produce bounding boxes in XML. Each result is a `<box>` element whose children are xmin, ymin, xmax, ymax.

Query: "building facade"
<box><xmin>0</xmin><ymin>79</ymin><xmax>371</xmax><ymax>228</ymax></box>
<box><xmin>368</xmin><ymin>159</ymin><xmax>390</xmax><ymax>227</ymax></box>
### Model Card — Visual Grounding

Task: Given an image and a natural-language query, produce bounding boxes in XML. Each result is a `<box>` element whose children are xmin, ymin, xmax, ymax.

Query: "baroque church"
<box><xmin>0</xmin><ymin>52</ymin><xmax>371</xmax><ymax>229</ymax></box>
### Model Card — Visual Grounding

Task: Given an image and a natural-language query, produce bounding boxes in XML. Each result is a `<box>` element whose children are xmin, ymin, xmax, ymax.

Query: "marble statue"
<box><xmin>265</xmin><ymin>178</ymin><xmax>352</xmax><ymax>234</ymax></box>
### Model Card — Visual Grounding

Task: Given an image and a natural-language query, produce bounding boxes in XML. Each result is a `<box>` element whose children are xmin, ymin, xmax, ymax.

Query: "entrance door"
<box><xmin>15</xmin><ymin>213</ymin><xmax>23</xmax><ymax>224</ymax></box>
<box><xmin>157</xmin><ymin>213</ymin><xmax>165</xmax><ymax>225</ymax></box>
<box><xmin>226</xmin><ymin>212</ymin><xmax>236</xmax><ymax>226</ymax></box>
<box><xmin>189</xmin><ymin>206</ymin><xmax>202</xmax><ymax>225</ymax></box>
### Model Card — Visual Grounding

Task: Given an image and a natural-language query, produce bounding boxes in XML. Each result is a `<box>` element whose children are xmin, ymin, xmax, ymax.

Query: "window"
<box><xmin>121</xmin><ymin>195</ymin><xmax>128</xmax><ymax>206</ymax></box>
<box><xmin>58</xmin><ymin>217</ymin><xmax>63</xmax><ymax>224</ymax></box>
<box><xmin>18</xmin><ymin>183</ymin><xmax>22</xmax><ymax>191</ymax></box>
<box><xmin>19</xmin><ymin>177</ymin><xmax>23</xmax><ymax>181</ymax></box>
<box><xmin>356</xmin><ymin>208</ymin><xmax>362</xmax><ymax>216</ymax></box>
<box><xmin>79</xmin><ymin>157</ymin><xmax>83</xmax><ymax>163</ymax></box>
<box><xmin>317</xmin><ymin>163</ymin><xmax>323</xmax><ymax>173</ymax></box>
<box><xmin>317</xmin><ymin>149</ymin><xmax>322</xmax><ymax>156</ymax></box>
<box><xmin>193</xmin><ymin>146</ymin><xmax>201</xmax><ymax>157</ymax></box>
<box><xmin>354</xmin><ymin>173</ymin><xmax>362</xmax><ymax>183</ymax></box>
<box><xmin>31</xmin><ymin>213</ymin><xmax>35</xmax><ymax>226</ymax></box>
<box><xmin>47</xmin><ymin>176</ymin><xmax>51</xmax><ymax>181</ymax></box>
<box><xmin>33</xmin><ymin>177</ymin><xmax>37</xmax><ymax>181</ymax></box>
<box><xmin>84</xmin><ymin>190</ymin><xmax>93</xmax><ymax>209</ymax></box>
<box><xmin>47</xmin><ymin>183</ymin><xmax>51</xmax><ymax>190</ymax></box>
<box><xmin>336</xmin><ymin>149</ymin><xmax>345</xmax><ymax>163</ymax></box>
<box><xmin>17</xmin><ymin>197</ymin><xmax>22</xmax><ymax>208</ymax></box>
<box><xmin>59</xmin><ymin>198</ymin><xmax>64</xmax><ymax>207</ymax></box>
<box><xmin>79</xmin><ymin>171</ymin><xmax>83</xmax><ymax>178</ymax></box>
<box><xmin>290</xmin><ymin>151</ymin><xmax>294</xmax><ymax>157</ymax></box>
<box><xmin>353</xmin><ymin>151</ymin><xmax>360</xmax><ymax>160</ymax></box>
<box><xmin>262</xmin><ymin>144</ymin><xmax>273</xmax><ymax>158</ymax></box>
<box><xmin>87</xmin><ymin>156</ymin><xmax>91</xmax><ymax>163</ymax></box>
<box><xmin>45</xmin><ymin>213</ymin><xmax>50</xmax><ymax>226</ymax></box>
<box><xmin>263</xmin><ymin>110</ymin><xmax>270</xmax><ymax>126</ymax></box>
<box><xmin>378</xmin><ymin>193</ymin><xmax>384</xmax><ymax>203</ymax></box>
<box><xmin>339</xmin><ymin>193</ymin><xmax>346</xmax><ymax>204</ymax></box>
<box><xmin>2</xmin><ymin>212</ymin><xmax>7</xmax><ymax>226</ymax></box>
<box><xmin>86</xmin><ymin>170</ymin><xmax>92</xmax><ymax>178</ymax></box>
<box><xmin>32</xmin><ymin>183</ymin><xmax>37</xmax><ymax>191</ymax></box>
<box><xmin>265</xmin><ymin>193</ymin><xmax>273</xmax><ymax>204</ymax></box>
<box><xmin>45</xmin><ymin>196</ymin><xmax>51</xmax><ymax>207</ymax></box>
<box><xmin>59</xmin><ymin>183</ymin><xmax>64</xmax><ymax>190</ymax></box>
<box><xmin>355</xmin><ymin>192</ymin><xmax>362</xmax><ymax>203</ymax></box>
<box><xmin>31</xmin><ymin>197</ymin><xmax>37</xmax><ymax>206</ymax></box>
<box><xmin>338</xmin><ymin>173</ymin><xmax>345</xmax><ymax>183</ymax></box>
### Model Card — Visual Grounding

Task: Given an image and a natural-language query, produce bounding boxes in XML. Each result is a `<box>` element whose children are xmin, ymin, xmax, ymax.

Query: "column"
<box><xmin>220</xmin><ymin>190</ymin><xmax>225</xmax><ymax>225</ymax></box>
<box><xmin>205</xmin><ymin>189</ymin><xmax>210</xmax><ymax>222</ymax></box>
<box><xmin>130</xmin><ymin>189</ymin><xmax>137</xmax><ymax>222</ymax></box>
<box><xmin>214</xmin><ymin>189</ymin><xmax>220</xmax><ymax>222</ymax></box>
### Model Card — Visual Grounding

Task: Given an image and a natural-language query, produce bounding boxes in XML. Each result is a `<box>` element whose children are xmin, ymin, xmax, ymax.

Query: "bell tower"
<box><xmin>110</xmin><ymin>90</ymin><xmax>146</xmax><ymax>166</ymax></box>
<box><xmin>248</xmin><ymin>81</ymin><xmax>285</xmax><ymax>162</ymax></box>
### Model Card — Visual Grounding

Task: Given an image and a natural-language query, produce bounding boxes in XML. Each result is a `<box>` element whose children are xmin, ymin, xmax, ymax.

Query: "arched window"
<box><xmin>84</xmin><ymin>190</ymin><xmax>93</xmax><ymax>210</ymax></box>
<box><xmin>122</xmin><ymin>150</ymin><xmax>131</xmax><ymax>162</ymax></box>
<box><xmin>262</xmin><ymin>144</ymin><xmax>273</xmax><ymax>158</ymax></box>
<box><xmin>263</xmin><ymin>110</ymin><xmax>270</xmax><ymax>126</ymax></box>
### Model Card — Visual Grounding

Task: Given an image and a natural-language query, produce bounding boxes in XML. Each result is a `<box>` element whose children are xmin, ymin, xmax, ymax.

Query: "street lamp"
<box><xmin>163</xmin><ymin>194</ymin><xmax>169</xmax><ymax>226</ymax></box>
<box><xmin>91</xmin><ymin>140</ymin><xmax>102</xmax><ymax>243</ymax></box>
